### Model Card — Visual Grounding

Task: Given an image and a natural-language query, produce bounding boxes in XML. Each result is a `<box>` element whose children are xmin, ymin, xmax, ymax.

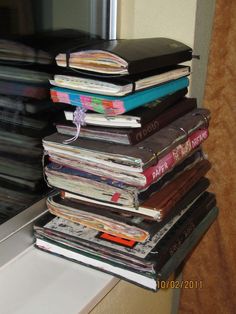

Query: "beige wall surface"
<box><xmin>180</xmin><ymin>0</ymin><xmax>236</xmax><ymax>312</ymax></box>
<box><xmin>117</xmin><ymin>0</ymin><xmax>197</xmax><ymax>46</ymax></box>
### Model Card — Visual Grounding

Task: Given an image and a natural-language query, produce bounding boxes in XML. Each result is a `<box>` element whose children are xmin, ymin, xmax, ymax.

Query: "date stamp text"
<box><xmin>157</xmin><ymin>280</ymin><xmax>203</xmax><ymax>289</ymax></box>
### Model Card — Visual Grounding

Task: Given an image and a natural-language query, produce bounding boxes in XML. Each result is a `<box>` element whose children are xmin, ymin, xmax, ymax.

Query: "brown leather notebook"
<box><xmin>142</xmin><ymin>159</ymin><xmax>211</xmax><ymax>220</ymax></box>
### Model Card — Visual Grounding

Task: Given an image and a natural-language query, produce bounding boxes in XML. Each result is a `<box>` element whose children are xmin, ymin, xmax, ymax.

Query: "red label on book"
<box><xmin>111</xmin><ymin>192</ymin><xmax>121</xmax><ymax>202</ymax></box>
<box><xmin>99</xmin><ymin>233</ymin><xmax>136</xmax><ymax>248</ymax></box>
<box><xmin>142</xmin><ymin>128</ymin><xmax>209</xmax><ymax>189</ymax></box>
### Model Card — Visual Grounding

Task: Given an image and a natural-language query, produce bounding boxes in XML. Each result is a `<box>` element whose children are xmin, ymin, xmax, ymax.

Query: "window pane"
<box><xmin>0</xmin><ymin>0</ymin><xmax>104</xmax><ymax>224</ymax></box>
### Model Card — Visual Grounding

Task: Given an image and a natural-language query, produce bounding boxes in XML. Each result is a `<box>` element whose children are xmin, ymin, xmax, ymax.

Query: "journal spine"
<box><xmin>152</xmin><ymin>193</ymin><xmax>216</xmax><ymax>272</ymax></box>
<box><xmin>128</xmin><ymin>98</ymin><xmax>197</xmax><ymax>144</ymax></box>
<box><xmin>142</xmin><ymin>128</ymin><xmax>209</xmax><ymax>188</ymax></box>
<box><xmin>137</xmin><ymin>88</ymin><xmax>188</xmax><ymax>124</ymax></box>
<box><xmin>142</xmin><ymin>159</ymin><xmax>211</xmax><ymax>213</ymax></box>
<box><xmin>156</xmin><ymin>206</ymin><xmax>219</xmax><ymax>285</ymax></box>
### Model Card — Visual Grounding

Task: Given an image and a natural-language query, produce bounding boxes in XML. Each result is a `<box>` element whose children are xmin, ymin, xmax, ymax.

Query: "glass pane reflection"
<box><xmin>0</xmin><ymin>0</ymin><xmax>98</xmax><ymax>224</ymax></box>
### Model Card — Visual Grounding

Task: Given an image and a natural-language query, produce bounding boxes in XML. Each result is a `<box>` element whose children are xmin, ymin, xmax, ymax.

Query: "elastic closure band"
<box><xmin>192</xmin><ymin>112</ymin><xmax>209</xmax><ymax>129</ymax></box>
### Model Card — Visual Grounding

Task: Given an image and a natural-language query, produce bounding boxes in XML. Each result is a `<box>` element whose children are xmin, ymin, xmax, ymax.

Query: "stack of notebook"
<box><xmin>34</xmin><ymin>37</ymin><xmax>218</xmax><ymax>291</ymax></box>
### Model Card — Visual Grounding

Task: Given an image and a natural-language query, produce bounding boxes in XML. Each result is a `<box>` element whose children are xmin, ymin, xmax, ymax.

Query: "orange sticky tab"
<box><xmin>99</xmin><ymin>233</ymin><xmax>136</xmax><ymax>248</ymax></box>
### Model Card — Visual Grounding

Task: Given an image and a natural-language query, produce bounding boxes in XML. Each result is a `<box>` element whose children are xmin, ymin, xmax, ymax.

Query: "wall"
<box><xmin>180</xmin><ymin>0</ymin><xmax>236</xmax><ymax>312</ymax></box>
<box><xmin>117</xmin><ymin>0</ymin><xmax>197</xmax><ymax>45</ymax></box>
<box><xmin>191</xmin><ymin>0</ymin><xmax>216</xmax><ymax>104</ymax></box>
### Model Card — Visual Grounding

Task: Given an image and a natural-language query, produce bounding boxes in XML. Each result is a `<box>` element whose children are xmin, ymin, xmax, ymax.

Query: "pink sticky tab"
<box><xmin>111</xmin><ymin>193</ymin><xmax>121</xmax><ymax>203</ymax></box>
<box><xmin>80</xmin><ymin>95</ymin><xmax>92</xmax><ymax>110</ymax></box>
<box><xmin>57</xmin><ymin>91</ymin><xmax>70</xmax><ymax>103</ymax></box>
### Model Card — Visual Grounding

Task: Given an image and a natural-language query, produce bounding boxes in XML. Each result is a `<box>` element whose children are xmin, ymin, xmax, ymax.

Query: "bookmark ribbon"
<box><xmin>63</xmin><ymin>107</ymin><xmax>87</xmax><ymax>144</ymax></box>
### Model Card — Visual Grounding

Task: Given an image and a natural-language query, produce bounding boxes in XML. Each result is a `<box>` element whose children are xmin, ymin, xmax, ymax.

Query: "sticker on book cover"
<box><xmin>98</xmin><ymin>232</ymin><xmax>137</xmax><ymax>248</ymax></box>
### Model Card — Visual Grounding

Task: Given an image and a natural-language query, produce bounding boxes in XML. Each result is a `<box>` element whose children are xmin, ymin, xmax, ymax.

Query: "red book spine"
<box><xmin>141</xmin><ymin>128</ymin><xmax>209</xmax><ymax>189</ymax></box>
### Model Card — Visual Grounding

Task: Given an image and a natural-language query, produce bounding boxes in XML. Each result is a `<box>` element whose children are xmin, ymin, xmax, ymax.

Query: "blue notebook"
<box><xmin>51</xmin><ymin>77</ymin><xmax>189</xmax><ymax>115</ymax></box>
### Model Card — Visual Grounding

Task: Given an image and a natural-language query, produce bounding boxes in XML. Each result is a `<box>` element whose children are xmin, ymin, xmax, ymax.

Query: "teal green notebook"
<box><xmin>51</xmin><ymin>77</ymin><xmax>189</xmax><ymax>115</ymax></box>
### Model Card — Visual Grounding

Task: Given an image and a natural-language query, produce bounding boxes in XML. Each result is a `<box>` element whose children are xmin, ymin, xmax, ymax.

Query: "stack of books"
<box><xmin>34</xmin><ymin>37</ymin><xmax>218</xmax><ymax>291</ymax></box>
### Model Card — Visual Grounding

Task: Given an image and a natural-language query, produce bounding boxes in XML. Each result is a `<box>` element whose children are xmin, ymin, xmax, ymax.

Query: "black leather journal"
<box><xmin>56</xmin><ymin>37</ymin><xmax>192</xmax><ymax>75</ymax></box>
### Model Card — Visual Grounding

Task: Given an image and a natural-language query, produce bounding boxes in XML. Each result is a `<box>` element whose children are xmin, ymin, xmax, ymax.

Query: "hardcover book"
<box><xmin>45</xmin><ymin>129</ymin><xmax>208</xmax><ymax>209</ymax></box>
<box><xmin>43</xmin><ymin>108</ymin><xmax>210</xmax><ymax>173</ymax></box>
<box><xmin>62</xmin><ymin>88</ymin><xmax>188</xmax><ymax>128</ymax></box>
<box><xmin>50</xmin><ymin>77</ymin><xmax>189</xmax><ymax>116</ymax></box>
<box><xmin>55</xmin><ymin>151</ymin><xmax>205</xmax><ymax>218</ymax></box>
<box><xmin>55</xmin><ymin>37</ymin><xmax>192</xmax><ymax>75</ymax></box>
<box><xmin>46</xmin><ymin>173</ymin><xmax>210</xmax><ymax>242</ymax></box>
<box><xmin>50</xmin><ymin>77</ymin><xmax>189</xmax><ymax>115</ymax></box>
<box><xmin>51</xmin><ymin>65</ymin><xmax>190</xmax><ymax>96</ymax></box>
<box><xmin>0</xmin><ymin>29</ymin><xmax>99</xmax><ymax>65</ymax></box>
<box><xmin>35</xmin><ymin>190</ymin><xmax>214</xmax><ymax>261</ymax></box>
<box><xmin>0</xmin><ymin>38</ymin><xmax>51</xmax><ymax>65</ymax></box>
<box><xmin>57</xmin><ymin>97</ymin><xmax>197</xmax><ymax>145</ymax></box>
<box><xmin>34</xmin><ymin>193</ymin><xmax>218</xmax><ymax>291</ymax></box>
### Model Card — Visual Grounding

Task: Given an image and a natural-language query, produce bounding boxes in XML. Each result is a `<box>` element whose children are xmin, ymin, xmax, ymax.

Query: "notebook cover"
<box><xmin>120</xmin><ymin>88</ymin><xmax>188</xmax><ymax>124</ymax></box>
<box><xmin>0</xmin><ymin>65</ymin><xmax>51</xmax><ymax>84</ymax></box>
<box><xmin>57</xmin><ymin>150</ymin><xmax>205</xmax><ymax>216</ymax></box>
<box><xmin>19</xmin><ymin>29</ymin><xmax>102</xmax><ymax>56</ymax></box>
<box><xmin>0</xmin><ymin>95</ymin><xmax>55</xmax><ymax>114</ymax></box>
<box><xmin>50</xmin><ymin>77</ymin><xmax>189</xmax><ymax>115</ymax></box>
<box><xmin>46</xmin><ymin>177</ymin><xmax>210</xmax><ymax>242</ymax></box>
<box><xmin>150</xmin><ymin>192</ymin><xmax>217</xmax><ymax>270</ymax></box>
<box><xmin>58</xmin><ymin>97</ymin><xmax>197</xmax><ymax>145</ymax></box>
<box><xmin>44</xmin><ymin>108</ymin><xmax>210</xmax><ymax>171</ymax></box>
<box><xmin>34</xmin><ymin>205</ymin><xmax>218</xmax><ymax>292</ymax></box>
<box><xmin>44</xmin><ymin>132</ymin><xmax>207</xmax><ymax>209</ymax></box>
<box><xmin>55</xmin><ymin>65</ymin><xmax>190</xmax><ymax>96</ymax></box>
<box><xmin>34</xmin><ymin>184</ymin><xmax>213</xmax><ymax>263</ymax></box>
<box><xmin>57</xmin><ymin>37</ymin><xmax>192</xmax><ymax>75</ymax></box>
<box><xmin>158</xmin><ymin>206</ymin><xmax>219</xmax><ymax>284</ymax></box>
<box><xmin>34</xmin><ymin>195</ymin><xmax>217</xmax><ymax>291</ymax></box>
<box><xmin>60</xmin><ymin>88</ymin><xmax>188</xmax><ymax>129</ymax></box>
<box><xmin>142</xmin><ymin>159</ymin><xmax>211</xmax><ymax>217</ymax></box>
